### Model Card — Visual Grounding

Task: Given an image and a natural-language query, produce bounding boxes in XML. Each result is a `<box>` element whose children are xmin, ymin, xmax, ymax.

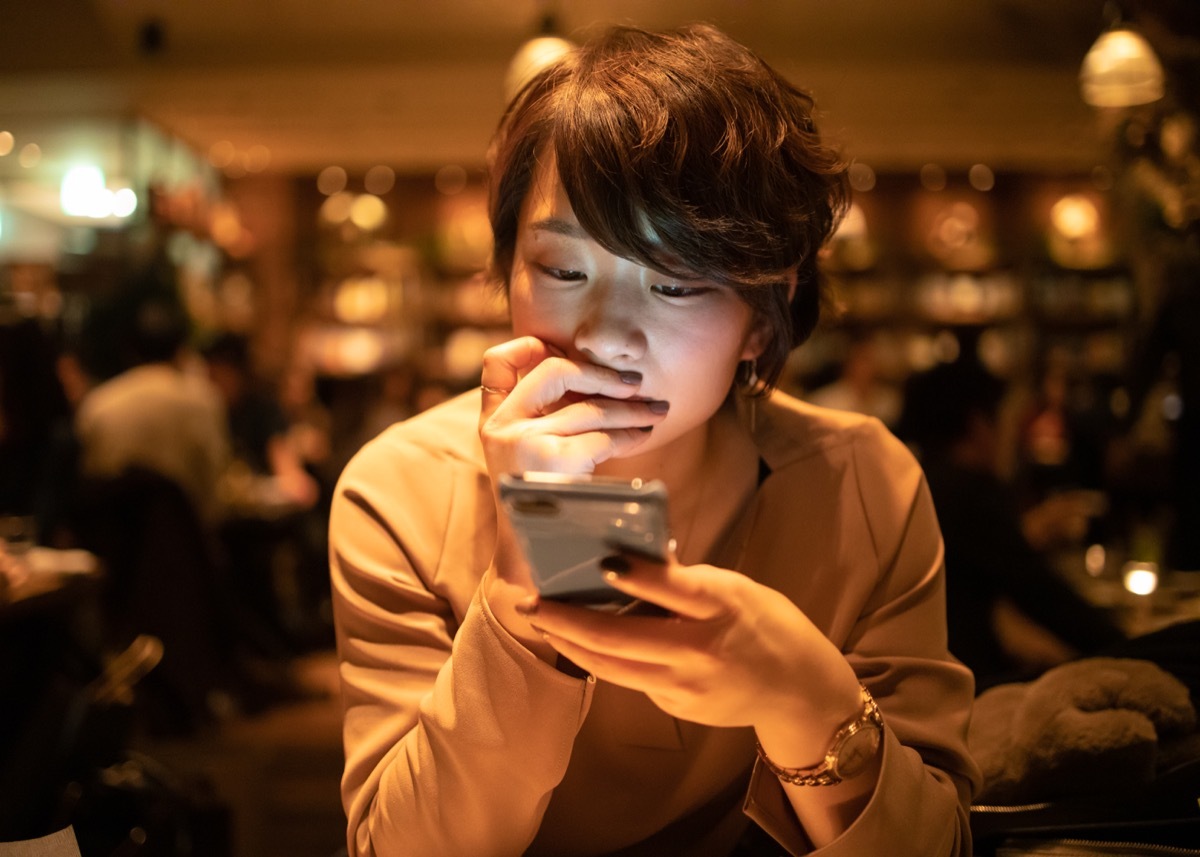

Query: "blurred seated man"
<box><xmin>897</xmin><ymin>356</ymin><xmax>1125</xmax><ymax>690</ymax></box>
<box><xmin>75</xmin><ymin>297</ymin><xmax>229</xmax><ymax>524</ymax></box>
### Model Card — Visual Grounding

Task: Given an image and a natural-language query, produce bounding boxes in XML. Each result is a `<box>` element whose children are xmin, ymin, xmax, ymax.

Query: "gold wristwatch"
<box><xmin>756</xmin><ymin>685</ymin><xmax>883</xmax><ymax>786</ymax></box>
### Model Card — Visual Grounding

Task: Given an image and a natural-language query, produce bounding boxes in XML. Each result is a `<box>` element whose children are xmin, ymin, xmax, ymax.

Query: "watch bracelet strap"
<box><xmin>755</xmin><ymin>685</ymin><xmax>882</xmax><ymax>787</ymax></box>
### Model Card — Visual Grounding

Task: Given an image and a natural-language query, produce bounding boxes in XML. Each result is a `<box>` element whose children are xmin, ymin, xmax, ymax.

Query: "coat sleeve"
<box><xmin>743</xmin><ymin>421</ymin><xmax>982</xmax><ymax>855</ymax></box>
<box><xmin>330</xmin><ymin>435</ymin><xmax>595</xmax><ymax>857</ymax></box>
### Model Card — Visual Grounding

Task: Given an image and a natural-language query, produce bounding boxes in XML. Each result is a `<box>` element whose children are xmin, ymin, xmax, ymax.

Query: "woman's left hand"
<box><xmin>521</xmin><ymin>552</ymin><xmax>858</xmax><ymax>738</ymax></box>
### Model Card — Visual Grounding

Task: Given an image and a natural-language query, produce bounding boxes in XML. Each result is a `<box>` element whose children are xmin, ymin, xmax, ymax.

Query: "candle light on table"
<box><xmin>1122</xmin><ymin>562</ymin><xmax>1160</xmax><ymax>596</ymax></box>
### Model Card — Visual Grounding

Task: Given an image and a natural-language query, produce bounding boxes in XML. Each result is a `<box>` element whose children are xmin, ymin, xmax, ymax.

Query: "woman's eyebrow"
<box><xmin>530</xmin><ymin>217</ymin><xmax>589</xmax><ymax>239</ymax></box>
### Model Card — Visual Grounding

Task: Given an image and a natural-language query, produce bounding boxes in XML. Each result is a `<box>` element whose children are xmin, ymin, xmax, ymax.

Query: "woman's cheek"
<box><xmin>512</xmin><ymin>290</ymin><xmax>575</xmax><ymax>344</ymax></box>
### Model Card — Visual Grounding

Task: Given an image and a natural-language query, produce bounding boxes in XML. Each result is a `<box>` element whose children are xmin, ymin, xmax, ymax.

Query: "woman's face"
<box><xmin>508</xmin><ymin>156</ymin><xmax>765</xmax><ymax>458</ymax></box>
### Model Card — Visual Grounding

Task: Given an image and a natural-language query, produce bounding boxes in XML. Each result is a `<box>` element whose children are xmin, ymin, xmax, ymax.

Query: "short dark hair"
<box><xmin>201</xmin><ymin>331</ymin><xmax>251</xmax><ymax>372</ymax></box>
<box><xmin>131</xmin><ymin>297</ymin><xmax>190</xmax><ymax>365</ymax></box>
<box><xmin>487</xmin><ymin>23</ymin><xmax>849</xmax><ymax>389</ymax></box>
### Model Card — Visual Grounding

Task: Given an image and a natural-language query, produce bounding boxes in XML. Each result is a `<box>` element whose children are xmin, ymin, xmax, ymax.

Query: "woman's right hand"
<box><xmin>477</xmin><ymin>336</ymin><xmax>669</xmax><ymax>655</ymax></box>
<box><xmin>478</xmin><ymin>335</ymin><xmax>667</xmax><ymax>478</ymax></box>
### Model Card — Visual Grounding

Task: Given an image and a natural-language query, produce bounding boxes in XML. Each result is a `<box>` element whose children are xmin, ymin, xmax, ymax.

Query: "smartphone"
<box><xmin>498</xmin><ymin>472</ymin><xmax>671</xmax><ymax>610</ymax></box>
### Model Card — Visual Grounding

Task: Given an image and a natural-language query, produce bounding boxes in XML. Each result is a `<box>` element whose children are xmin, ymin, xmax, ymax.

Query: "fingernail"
<box><xmin>599</xmin><ymin>554</ymin><xmax>631</xmax><ymax>574</ymax></box>
<box><xmin>515</xmin><ymin>596</ymin><xmax>540</xmax><ymax>616</ymax></box>
<box><xmin>619</xmin><ymin>371</ymin><xmax>642</xmax><ymax>385</ymax></box>
<box><xmin>647</xmin><ymin>400</ymin><xmax>670</xmax><ymax>413</ymax></box>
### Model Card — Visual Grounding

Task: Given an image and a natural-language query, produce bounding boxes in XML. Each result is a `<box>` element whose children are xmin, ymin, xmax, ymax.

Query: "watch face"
<box><xmin>833</xmin><ymin>725</ymin><xmax>881</xmax><ymax>780</ymax></box>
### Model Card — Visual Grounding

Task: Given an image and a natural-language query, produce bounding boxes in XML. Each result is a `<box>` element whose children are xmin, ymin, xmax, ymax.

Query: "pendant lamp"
<box><xmin>1080</xmin><ymin>25</ymin><xmax>1165</xmax><ymax>108</ymax></box>
<box><xmin>504</xmin><ymin>9</ymin><xmax>574</xmax><ymax>103</ymax></box>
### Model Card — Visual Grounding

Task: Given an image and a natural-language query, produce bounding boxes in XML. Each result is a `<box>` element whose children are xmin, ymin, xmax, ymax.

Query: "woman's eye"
<box><xmin>538</xmin><ymin>265</ymin><xmax>586</xmax><ymax>282</ymax></box>
<box><xmin>652</xmin><ymin>283</ymin><xmax>710</xmax><ymax>298</ymax></box>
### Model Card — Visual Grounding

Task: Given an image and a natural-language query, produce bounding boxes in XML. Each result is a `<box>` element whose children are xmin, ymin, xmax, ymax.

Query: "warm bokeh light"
<box><xmin>244</xmin><ymin>145</ymin><xmax>271</xmax><ymax>173</ymax></box>
<box><xmin>1085</xmin><ymin>544</ymin><xmax>1107</xmax><ymax>577</ymax></box>
<box><xmin>934</xmin><ymin>202</ymin><xmax>980</xmax><ymax>250</ymax></box>
<box><xmin>1050</xmin><ymin>194</ymin><xmax>1099</xmax><ymax>240</ymax></box>
<box><xmin>18</xmin><ymin>143</ymin><xmax>41</xmax><ymax>168</ymax></box>
<box><xmin>210</xmin><ymin>202</ymin><xmax>244</xmax><ymax>248</ymax></box>
<box><xmin>968</xmin><ymin>164</ymin><xmax>995</xmax><ymax>192</ymax></box>
<box><xmin>209</xmin><ymin>140</ymin><xmax>236</xmax><ymax>168</ymax></box>
<box><xmin>319</xmin><ymin>191</ymin><xmax>354</xmax><ymax>224</ymax></box>
<box><xmin>333</xmin><ymin>276</ymin><xmax>390</xmax><ymax>324</ymax></box>
<box><xmin>349</xmin><ymin>194</ymin><xmax>387</xmax><ymax>231</ymax></box>
<box><xmin>435</xmin><ymin>164</ymin><xmax>468</xmax><ymax>196</ymax></box>
<box><xmin>334</xmin><ymin>329</ymin><xmax>386</xmax><ymax>375</ymax></box>
<box><xmin>444</xmin><ymin>326</ymin><xmax>506</xmax><ymax>380</ymax></box>
<box><xmin>505</xmin><ymin>35</ymin><xmax>575</xmax><ymax>101</ymax></box>
<box><xmin>848</xmin><ymin>162</ymin><xmax>876</xmax><ymax>192</ymax></box>
<box><xmin>364</xmin><ymin>165</ymin><xmax>396</xmax><ymax>196</ymax></box>
<box><xmin>317</xmin><ymin>166</ymin><xmax>348</xmax><ymax>196</ymax></box>
<box><xmin>1122</xmin><ymin>562</ymin><xmax>1159</xmax><ymax>596</ymax></box>
<box><xmin>1159</xmin><ymin>113</ymin><xmax>1196</xmax><ymax>164</ymax></box>
<box><xmin>437</xmin><ymin>190</ymin><xmax>494</xmax><ymax>272</ymax></box>
<box><xmin>0</xmin><ymin>131</ymin><xmax>13</xmax><ymax>157</ymax></box>
<box><xmin>920</xmin><ymin>163</ymin><xmax>947</xmax><ymax>191</ymax></box>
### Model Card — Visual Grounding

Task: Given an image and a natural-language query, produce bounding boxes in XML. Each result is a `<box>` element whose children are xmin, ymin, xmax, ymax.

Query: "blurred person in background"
<box><xmin>0</xmin><ymin>311</ymin><xmax>76</xmax><ymax>546</ymax></box>
<box><xmin>805</xmin><ymin>330</ymin><xmax>902</xmax><ymax>429</ymax></box>
<box><xmin>898</xmin><ymin>356</ymin><xmax>1125</xmax><ymax>690</ymax></box>
<box><xmin>75</xmin><ymin>295</ymin><xmax>229</xmax><ymax>525</ymax></box>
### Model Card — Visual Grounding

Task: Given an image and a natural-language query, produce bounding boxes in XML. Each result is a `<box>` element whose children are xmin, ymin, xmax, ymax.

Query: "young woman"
<box><xmin>330</xmin><ymin>24</ymin><xmax>980</xmax><ymax>856</ymax></box>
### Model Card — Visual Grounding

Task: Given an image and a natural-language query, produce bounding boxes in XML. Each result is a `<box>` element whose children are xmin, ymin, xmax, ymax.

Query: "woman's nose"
<box><xmin>573</xmin><ymin>285</ymin><xmax>647</xmax><ymax>365</ymax></box>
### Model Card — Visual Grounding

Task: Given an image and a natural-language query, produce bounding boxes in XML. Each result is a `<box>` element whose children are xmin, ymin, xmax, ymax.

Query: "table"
<box><xmin>1052</xmin><ymin>545</ymin><xmax>1200</xmax><ymax>638</ymax></box>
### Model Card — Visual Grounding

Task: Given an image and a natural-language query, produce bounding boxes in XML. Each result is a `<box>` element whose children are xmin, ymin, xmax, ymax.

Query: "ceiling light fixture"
<box><xmin>1080</xmin><ymin>23</ymin><xmax>1165</xmax><ymax>108</ymax></box>
<box><xmin>504</xmin><ymin>6</ymin><xmax>574</xmax><ymax>103</ymax></box>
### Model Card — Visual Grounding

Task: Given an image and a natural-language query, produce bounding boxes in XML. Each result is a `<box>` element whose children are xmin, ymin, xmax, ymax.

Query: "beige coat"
<box><xmin>330</xmin><ymin>389</ymin><xmax>981</xmax><ymax>856</ymax></box>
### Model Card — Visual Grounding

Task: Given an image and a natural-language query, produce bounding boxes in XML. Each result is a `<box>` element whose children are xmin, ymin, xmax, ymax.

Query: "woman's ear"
<box><xmin>741</xmin><ymin>320</ymin><xmax>771</xmax><ymax>362</ymax></box>
<box><xmin>740</xmin><ymin>269</ymin><xmax>797</xmax><ymax>361</ymax></box>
